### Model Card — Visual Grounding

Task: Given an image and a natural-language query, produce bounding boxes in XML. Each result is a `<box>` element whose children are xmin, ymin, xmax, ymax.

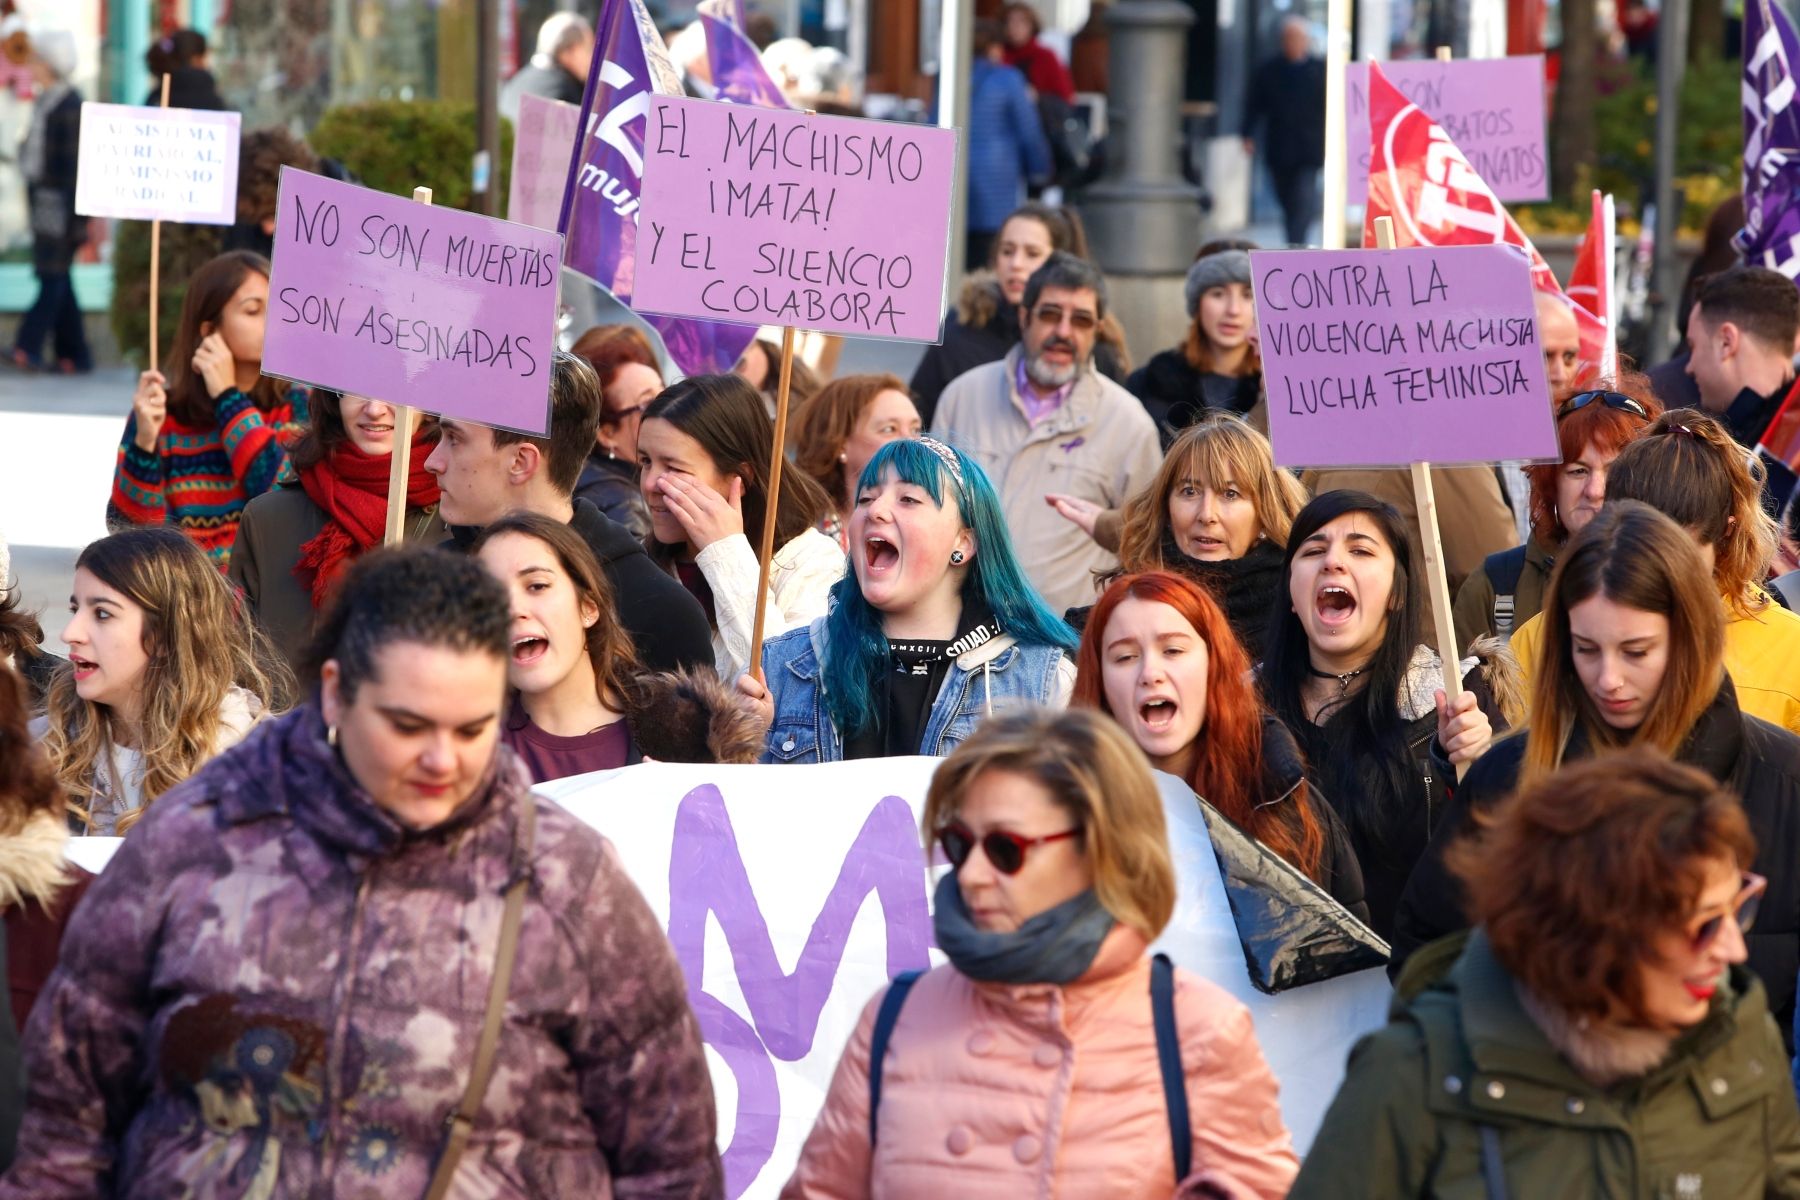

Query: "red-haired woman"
<box><xmin>1293</xmin><ymin>749</ymin><xmax>1800</xmax><ymax>1197</ymax></box>
<box><xmin>1073</xmin><ymin>570</ymin><xmax>1367</xmax><ymax>921</ymax></box>
<box><xmin>570</xmin><ymin>323</ymin><xmax>662</xmax><ymax>538</ymax></box>
<box><xmin>1452</xmin><ymin>375</ymin><xmax>1660</xmax><ymax>649</ymax></box>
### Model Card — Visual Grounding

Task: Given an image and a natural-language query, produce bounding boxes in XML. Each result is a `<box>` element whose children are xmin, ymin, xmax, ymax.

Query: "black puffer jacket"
<box><xmin>1390</xmin><ymin>677</ymin><xmax>1800</xmax><ymax>1049</ymax></box>
<box><xmin>1258</xmin><ymin>715</ymin><xmax>1370</xmax><ymax>926</ymax></box>
<box><xmin>1124</xmin><ymin>348</ymin><xmax>1262</xmax><ymax>448</ymax></box>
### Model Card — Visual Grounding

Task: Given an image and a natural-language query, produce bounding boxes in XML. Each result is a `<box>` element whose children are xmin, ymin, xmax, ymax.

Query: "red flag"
<box><xmin>1566</xmin><ymin>189</ymin><xmax>1618</xmax><ymax>381</ymax></box>
<box><xmin>1759</xmin><ymin>375</ymin><xmax>1800</xmax><ymax>473</ymax></box>
<box><xmin>1363</xmin><ymin>62</ymin><xmax>1607</xmax><ymax>372</ymax></box>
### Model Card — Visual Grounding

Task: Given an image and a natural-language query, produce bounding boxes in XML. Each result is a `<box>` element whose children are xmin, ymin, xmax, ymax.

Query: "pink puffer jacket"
<box><xmin>781</xmin><ymin>927</ymin><xmax>1298</xmax><ymax>1200</ymax></box>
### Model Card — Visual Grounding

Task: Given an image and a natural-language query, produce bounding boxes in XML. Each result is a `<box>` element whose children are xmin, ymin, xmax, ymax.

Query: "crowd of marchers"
<box><xmin>2</xmin><ymin>193</ymin><xmax>1800</xmax><ymax>1197</ymax></box>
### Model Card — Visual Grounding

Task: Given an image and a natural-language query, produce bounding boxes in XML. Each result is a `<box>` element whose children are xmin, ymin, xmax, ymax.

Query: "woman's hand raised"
<box><xmin>131</xmin><ymin>370</ymin><xmax>167</xmax><ymax>452</ymax></box>
<box><xmin>1435</xmin><ymin>688</ymin><xmax>1493</xmax><ymax>767</ymax></box>
<box><xmin>659</xmin><ymin>472</ymin><xmax>746</xmax><ymax>553</ymax></box>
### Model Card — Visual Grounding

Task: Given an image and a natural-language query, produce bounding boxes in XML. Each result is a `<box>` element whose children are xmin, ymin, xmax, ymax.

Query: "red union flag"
<box><xmin>1566</xmin><ymin>189</ymin><xmax>1619</xmax><ymax>380</ymax></box>
<box><xmin>1363</xmin><ymin>62</ymin><xmax>1608</xmax><ymax>376</ymax></box>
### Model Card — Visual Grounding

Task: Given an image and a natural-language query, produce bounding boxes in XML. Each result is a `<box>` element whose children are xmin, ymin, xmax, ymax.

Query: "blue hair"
<box><xmin>821</xmin><ymin>438</ymin><xmax>1077</xmax><ymax>740</ymax></box>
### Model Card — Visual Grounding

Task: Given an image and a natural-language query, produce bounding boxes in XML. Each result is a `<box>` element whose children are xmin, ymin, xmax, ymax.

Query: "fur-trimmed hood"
<box><xmin>956</xmin><ymin>270</ymin><xmax>1011</xmax><ymax>331</ymax></box>
<box><xmin>1397</xmin><ymin>636</ymin><xmax>1522</xmax><ymax>724</ymax></box>
<box><xmin>0</xmin><ymin>809</ymin><xmax>73</xmax><ymax>911</ymax></box>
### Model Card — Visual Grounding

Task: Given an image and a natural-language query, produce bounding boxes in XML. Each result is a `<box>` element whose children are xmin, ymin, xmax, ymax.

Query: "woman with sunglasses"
<box><xmin>739</xmin><ymin>437</ymin><xmax>1077</xmax><ymax>762</ymax></box>
<box><xmin>1509</xmin><ymin>408</ymin><xmax>1800</xmax><ymax>734</ymax></box>
<box><xmin>1393</xmin><ymin>502</ymin><xmax>1800</xmax><ymax>1041</ymax></box>
<box><xmin>782</xmin><ymin>707</ymin><xmax>1298</xmax><ymax>1200</ymax></box>
<box><xmin>1451</xmin><ymin>377</ymin><xmax>1660</xmax><ymax>651</ymax></box>
<box><xmin>1293</xmin><ymin>749</ymin><xmax>1800</xmax><ymax>1199</ymax></box>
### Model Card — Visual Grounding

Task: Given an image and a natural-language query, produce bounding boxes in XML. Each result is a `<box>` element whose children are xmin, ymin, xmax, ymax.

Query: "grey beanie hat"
<box><xmin>1184</xmin><ymin>250</ymin><xmax>1252</xmax><ymax>317</ymax></box>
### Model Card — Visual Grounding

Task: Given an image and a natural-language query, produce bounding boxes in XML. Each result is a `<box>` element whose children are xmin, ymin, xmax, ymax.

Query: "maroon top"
<box><xmin>501</xmin><ymin>699</ymin><xmax>634</xmax><ymax>783</ymax></box>
<box><xmin>5</xmin><ymin>869</ymin><xmax>93</xmax><ymax>1031</ymax></box>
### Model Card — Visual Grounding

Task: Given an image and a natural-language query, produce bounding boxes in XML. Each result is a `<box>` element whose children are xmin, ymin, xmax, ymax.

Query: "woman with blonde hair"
<box><xmin>34</xmin><ymin>527</ymin><xmax>291</xmax><ymax>835</ymax></box>
<box><xmin>1392</xmin><ymin>501</ymin><xmax>1800</xmax><ymax>1040</ymax></box>
<box><xmin>1509</xmin><ymin>408</ymin><xmax>1800</xmax><ymax>733</ymax></box>
<box><xmin>789</xmin><ymin>373</ymin><xmax>921</xmax><ymax>549</ymax></box>
<box><xmin>782</xmin><ymin>707</ymin><xmax>1297</xmax><ymax>1199</ymax></box>
<box><xmin>1055</xmin><ymin>413</ymin><xmax>1307</xmax><ymax>659</ymax></box>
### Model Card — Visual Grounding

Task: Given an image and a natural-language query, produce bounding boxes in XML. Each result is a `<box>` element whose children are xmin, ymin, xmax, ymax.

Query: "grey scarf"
<box><xmin>932</xmin><ymin>872</ymin><xmax>1116</xmax><ymax>984</ymax></box>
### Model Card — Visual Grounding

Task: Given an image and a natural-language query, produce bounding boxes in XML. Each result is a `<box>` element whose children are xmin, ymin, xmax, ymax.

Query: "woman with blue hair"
<box><xmin>736</xmin><ymin>436</ymin><xmax>1078</xmax><ymax>761</ymax></box>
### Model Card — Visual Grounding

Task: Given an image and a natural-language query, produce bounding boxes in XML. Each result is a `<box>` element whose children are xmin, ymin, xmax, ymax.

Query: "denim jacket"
<box><xmin>759</xmin><ymin>617</ymin><xmax>1075</xmax><ymax>763</ymax></box>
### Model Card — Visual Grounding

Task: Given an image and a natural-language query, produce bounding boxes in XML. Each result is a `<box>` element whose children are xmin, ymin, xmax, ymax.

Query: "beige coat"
<box><xmin>932</xmin><ymin>348</ymin><xmax>1162</xmax><ymax>613</ymax></box>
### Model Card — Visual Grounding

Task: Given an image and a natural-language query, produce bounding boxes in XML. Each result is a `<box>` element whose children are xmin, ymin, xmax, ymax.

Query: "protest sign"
<box><xmin>74</xmin><ymin>101</ymin><xmax>242</xmax><ymax>225</ymax></box>
<box><xmin>632</xmin><ymin>95</ymin><xmax>958</xmax><ymax>342</ymax></box>
<box><xmin>1346</xmin><ymin>56</ymin><xmax>1546</xmax><ymax>204</ymax></box>
<box><xmin>66</xmin><ymin>757</ymin><xmax>1390</xmax><ymax>1199</ymax></box>
<box><xmin>1253</xmin><ymin>242</ymin><xmax>1557</xmax><ymax>468</ymax></box>
<box><xmin>508</xmin><ymin>93</ymin><xmax>584</xmax><ymax>232</ymax></box>
<box><xmin>262</xmin><ymin>167</ymin><xmax>562</xmax><ymax>436</ymax></box>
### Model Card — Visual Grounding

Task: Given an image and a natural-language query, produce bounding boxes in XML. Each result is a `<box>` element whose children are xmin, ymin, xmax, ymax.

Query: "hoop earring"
<box><xmin>327</xmin><ymin>724</ymin><xmax>339</xmax><ymax>748</ymax></box>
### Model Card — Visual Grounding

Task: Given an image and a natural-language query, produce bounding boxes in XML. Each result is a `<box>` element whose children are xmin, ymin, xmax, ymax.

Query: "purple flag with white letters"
<box><xmin>1736</xmin><ymin>0</ymin><xmax>1800</xmax><ymax>278</ymax></box>
<box><xmin>699</xmin><ymin>0</ymin><xmax>794</xmax><ymax>108</ymax></box>
<box><xmin>557</xmin><ymin>0</ymin><xmax>757</xmax><ymax>374</ymax></box>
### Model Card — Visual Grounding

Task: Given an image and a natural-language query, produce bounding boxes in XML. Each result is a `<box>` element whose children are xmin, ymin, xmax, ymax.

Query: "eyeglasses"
<box><xmin>1556</xmin><ymin>390</ymin><xmax>1652</xmax><ymax>421</ymax></box>
<box><xmin>937</xmin><ymin>819</ymin><xmax>1081</xmax><ymax>875</ymax></box>
<box><xmin>1691</xmin><ymin>871</ymin><xmax>1767</xmax><ymax>952</ymax></box>
<box><xmin>1030</xmin><ymin>305</ymin><xmax>1098</xmax><ymax>332</ymax></box>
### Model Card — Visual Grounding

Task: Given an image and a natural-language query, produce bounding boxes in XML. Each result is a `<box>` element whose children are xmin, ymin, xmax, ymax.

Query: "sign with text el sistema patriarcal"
<box><xmin>261</xmin><ymin>168</ymin><xmax>561</xmax><ymax>436</ymax></box>
<box><xmin>632</xmin><ymin>95</ymin><xmax>958</xmax><ymax>343</ymax></box>
<box><xmin>1254</xmin><ymin>244</ymin><xmax>1558</xmax><ymax>469</ymax></box>
<box><xmin>75</xmin><ymin>102</ymin><xmax>241</xmax><ymax>225</ymax></box>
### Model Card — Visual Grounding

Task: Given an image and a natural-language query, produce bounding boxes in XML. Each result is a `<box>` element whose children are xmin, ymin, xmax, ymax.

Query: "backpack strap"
<box><xmin>867</xmin><ymin>970</ymin><xmax>925</xmax><ymax>1145</ymax></box>
<box><xmin>424</xmin><ymin>790</ymin><xmax>537</xmax><ymax>1200</ymax></box>
<box><xmin>1482</xmin><ymin>545</ymin><xmax>1529</xmax><ymax>639</ymax></box>
<box><xmin>1151</xmin><ymin>953</ymin><xmax>1192</xmax><ymax>1183</ymax></box>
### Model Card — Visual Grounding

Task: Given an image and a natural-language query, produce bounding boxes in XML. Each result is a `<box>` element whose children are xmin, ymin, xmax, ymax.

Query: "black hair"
<box><xmin>1021</xmin><ymin>251</ymin><xmax>1109</xmax><ymax>320</ymax></box>
<box><xmin>1260</xmin><ymin>490</ymin><xmax>1424</xmax><ymax>853</ymax></box>
<box><xmin>147</xmin><ymin>29</ymin><xmax>207</xmax><ymax>76</ymax></box>
<box><xmin>1692</xmin><ymin>265</ymin><xmax>1800</xmax><ymax>351</ymax></box>
<box><xmin>1786</xmin><ymin>492</ymin><xmax>1800</xmax><ymax>548</ymax></box>
<box><xmin>490</xmin><ymin>350</ymin><xmax>603</xmax><ymax>497</ymax></box>
<box><xmin>302</xmin><ymin>547</ymin><xmax>511</xmax><ymax>700</ymax></box>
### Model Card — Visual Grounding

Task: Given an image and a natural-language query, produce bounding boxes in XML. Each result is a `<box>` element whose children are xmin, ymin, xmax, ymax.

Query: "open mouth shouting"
<box><xmin>1137</xmin><ymin>695</ymin><xmax>1178</xmax><ymax>734</ymax></box>
<box><xmin>1314</xmin><ymin>584</ymin><xmax>1357</xmax><ymax>629</ymax></box>
<box><xmin>864</xmin><ymin>534</ymin><xmax>899</xmax><ymax>576</ymax></box>
<box><xmin>70</xmin><ymin>654</ymin><xmax>99</xmax><ymax>682</ymax></box>
<box><xmin>511</xmin><ymin>633</ymin><xmax>550</xmax><ymax>667</ymax></box>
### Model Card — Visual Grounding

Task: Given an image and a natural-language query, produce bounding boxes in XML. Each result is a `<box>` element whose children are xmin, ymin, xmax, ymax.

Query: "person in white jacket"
<box><xmin>638</xmin><ymin>374</ymin><xmax>847</xmax><ymax>681</ymax></box>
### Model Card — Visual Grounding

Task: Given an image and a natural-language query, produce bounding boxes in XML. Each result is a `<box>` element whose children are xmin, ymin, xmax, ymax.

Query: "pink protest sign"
<box><xmin>75</xmin><ymin>102</ymin><xmax>241</xmax><ymax>225</ymax></box>
<box><xmin>507</xmin><ymin>93</ymin><xmax>583</xmax><ymax>232</ymax></box>
<box><xmin>1253</xmin><ymin>244</ymin><xmax>1557</xmax><ymax>468</ymax></box>
<box><xmin>262</xmin><ymin>168</ymin><xmax>561</xmax><ymax>436</ymax></box>
<box><xmin>632</xmin><ymin>95</ymin><xmax>957</xmax><ymax>342</ymax></box>
<box><xmin>1347</xmin><ymin>57</ymin><xmax>1546</xmax><ymax>204</ymax></box>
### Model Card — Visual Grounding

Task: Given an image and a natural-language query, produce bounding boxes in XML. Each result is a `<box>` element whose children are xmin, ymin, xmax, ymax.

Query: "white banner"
<box><xmin>64</xmin><ymin>757</ymin><xmax>1390</xmax><ymax>1198</ymax></box>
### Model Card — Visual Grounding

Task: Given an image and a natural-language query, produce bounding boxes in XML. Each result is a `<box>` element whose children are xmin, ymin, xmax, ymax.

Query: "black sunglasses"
<box><xmin>938</xmin><ymin>819</ymin><xmax>1081</xmax><ymax>875</ymax></box>
<box><xmin>1557</xmin><ymin>390</ymin><xmax>1651</xmax><ymax>421</ymax></box>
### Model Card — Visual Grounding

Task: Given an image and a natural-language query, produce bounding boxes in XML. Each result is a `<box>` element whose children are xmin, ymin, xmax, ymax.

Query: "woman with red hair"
<box><xmin>1073</xmin><ymin>570</ymin><xmax>1368</xmax><ymax>921</ymax></box>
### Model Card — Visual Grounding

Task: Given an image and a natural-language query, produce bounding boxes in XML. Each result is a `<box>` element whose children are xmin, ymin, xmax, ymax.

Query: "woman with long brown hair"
<box><xmin>790</xmin><ymin>373</ymin><xmax>921</xmax><ymax>548</ymax></box>
<box><xmin>1073</xmin><ymin>571</ymin><xmax>1366</xmax><ymax>919</ymax></box>
<box><xmin>637</xmin><ymin>373</ymin><xmax>844</xmax><ymax>681</ymax></box>
<box><xmin>473</xmin><ymin>512</ymin><xmax>646</xmax><ymax>780</ymax></box>
<box><xmin>34</xmin><ymin>528</ymin><xmax>292</xmax><ymax>835</ymax></box>
<box><xmin>1392</xmin><ymin>501</ymin><xmax>1800</xmax><ymax>1041</ymax></box>
<box><xmin>1125</xmin><ymin>243</ymin><xmax>1264</xmax><ymax>444</ymax></box>
<box><xmin>231</xmin><ymin>391</ymin><xmax>443</xmax><ymax>671</ymax></box>
<box><xmin>108</xmin><ymin>250</ymin><xmax>308</xmax><ymax>568</ymax></box>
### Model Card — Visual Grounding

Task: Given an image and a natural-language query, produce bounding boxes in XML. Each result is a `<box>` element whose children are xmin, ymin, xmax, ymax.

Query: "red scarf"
<box><xmin>294</xmin><ymin>433</ymin><xmax>440</xmax><ymax>608</ymax></box>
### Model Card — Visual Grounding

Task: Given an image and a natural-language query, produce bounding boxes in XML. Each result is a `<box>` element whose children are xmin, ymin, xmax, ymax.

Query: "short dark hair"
<box><xmin>1022</xmin><ymin>251</ymin><xmax>1109</xmax><ymax>320</ymax></box>
<box><xmin>972</xmin><ymin>19</ymin><xmax>1003</xmax><ymax>56</ymax></box>
<box><xmin>1452</xmin><ymin>747</ymin><xmax>1754</xmax><ymax>1027</ymax></box>
<box><xmin>1692</xmin><ymin>266</ymin><xmax>1800</xmax><ymax>352</ymax></box>
<box><xmin>303</xmin><ymin>546</ymin><xmax>511</xmax><ymax>700</ymax></box>
<box><xmin>491</xmin><ymin>350</ymin><xmax>603</xmax><ymax>496</ymax></box>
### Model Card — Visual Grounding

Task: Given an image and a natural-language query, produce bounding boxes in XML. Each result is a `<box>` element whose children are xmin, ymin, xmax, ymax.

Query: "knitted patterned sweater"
<box><xmin>108</xmin><ymin>385</ymin><xmax>309</xmax><ymax>568</ymax></box>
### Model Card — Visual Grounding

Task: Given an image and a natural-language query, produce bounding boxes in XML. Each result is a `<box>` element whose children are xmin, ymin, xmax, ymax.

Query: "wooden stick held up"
<box><xmin>382</xmin><ymin>186</ymin><xmax>431</xmax><ymax>546</ymax></box>
<box><xmin>148</xmin><ymin>73</ymin><xmax>171</xmax><ymax>374</ymax></box>
<box><xmin>747</xmin><ymin>324</ymin><xmax>799</xmax><ymax>682</ymax></box>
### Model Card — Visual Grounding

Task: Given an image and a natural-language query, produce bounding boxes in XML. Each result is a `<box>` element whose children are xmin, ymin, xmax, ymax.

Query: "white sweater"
<box><xmin>694</xmin><ymin>527</ymin><xmax>847</xmax><ymax>682</ymax></box>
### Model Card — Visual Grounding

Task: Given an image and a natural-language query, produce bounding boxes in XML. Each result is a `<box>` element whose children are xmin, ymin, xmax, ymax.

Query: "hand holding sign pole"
<box><xmin>383</xmin><ymin>185</ymin><xmax>432</xmax><ymax>546</ymax></box>
<box><xmin>748</xmin><ymin>324</ymin><xmax>800</xmax><ymax>680</ymax></box>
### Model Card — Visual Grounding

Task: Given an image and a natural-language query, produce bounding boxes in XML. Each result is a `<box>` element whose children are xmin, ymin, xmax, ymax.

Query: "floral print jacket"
<box><xmin>2</xmin><ymin>704</ymin><xmax>722</xmax><ymax>1200</ymax></box>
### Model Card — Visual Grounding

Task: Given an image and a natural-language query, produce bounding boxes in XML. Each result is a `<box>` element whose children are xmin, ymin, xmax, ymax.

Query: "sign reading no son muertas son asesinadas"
<box><xmin>261</xmin><ymin>167</ymin><xmax>562</xmax><ymax>436</ymax></box>
<box><xmin>1253</xmin><ymin>244</ymin><xmax>1558</xmax><ymax>468</ymax></box>
<box><xmin>75</xmin><ymin>102</ymin><xmax>241</xmax><ymax>224</ymax></box>
<box><xmin>631</xmin><ymin>95</ymin><xmax>957</xmax><ymax>342</ymax></box>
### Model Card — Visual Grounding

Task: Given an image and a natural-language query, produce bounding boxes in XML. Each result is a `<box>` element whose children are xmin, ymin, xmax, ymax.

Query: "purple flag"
<box><xmin>1737</xmin><ymin>0</ymin><xmax>1800</xmax><ymax>278</ymax></box>
<box><xmin>557</xmin><ymin>0</ymin><xmax>757</xmax><ymax>374</ymax></box>
<box><xmin>698</xmin><ymin>0</ymin><xmax>794</xmax><ymax>109</ymax></box>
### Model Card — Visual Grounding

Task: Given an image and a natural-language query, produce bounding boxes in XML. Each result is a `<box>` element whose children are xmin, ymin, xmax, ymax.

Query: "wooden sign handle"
<box><xmin>1372</xmin><ymin>214</ymin><xmax>1468</xmax><ymax>779</ymax></box>
<box><xmin>747</xmin><ymin>324</ymin><xmax>798</xmax><ymax>682</ymax></box>
<box><xmin>382</xmin><ymin>186</ymin><xmax>431</xmax><ymax>546</ymax></box>
<box><xmin>148</xmin><ymin>73</ymin><xmax>171</xmax><ymax>375</ymax></box>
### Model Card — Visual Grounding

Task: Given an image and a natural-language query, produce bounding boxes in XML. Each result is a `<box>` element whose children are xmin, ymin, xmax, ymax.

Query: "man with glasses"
<box><xmin>931</xmin><ymin>253</ymin><xmax>1160</xmax><ymax>612</ymax></box>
